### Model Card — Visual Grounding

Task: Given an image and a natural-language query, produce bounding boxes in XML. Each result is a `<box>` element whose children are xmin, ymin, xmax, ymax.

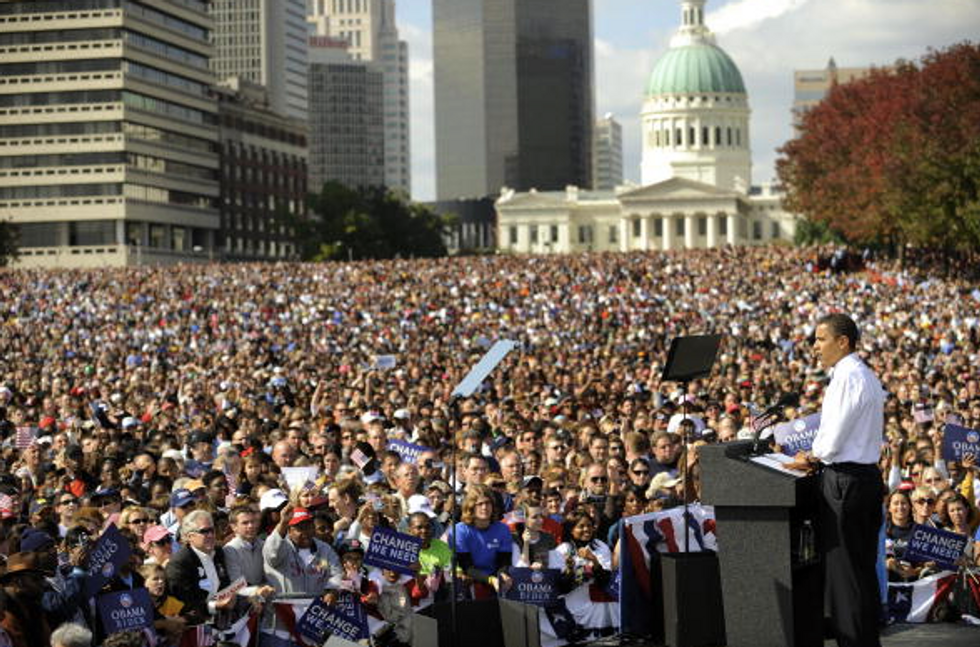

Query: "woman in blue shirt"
<box><xmin>453</xmin><ymin>484</ymin><xmax>513</xmax><ymax>598</ymax></box>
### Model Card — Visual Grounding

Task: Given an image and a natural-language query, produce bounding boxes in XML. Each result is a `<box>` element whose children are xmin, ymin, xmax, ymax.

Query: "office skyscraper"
<box><xmin>210</xmin><ymin>0</ymin><xmax>309</xmax><ymax>121</ymax></box>
<box><xmin>793</xmin><ymin>58</ymin><xmax>874</xmax><ymax>124</ymax></box>
<box><xmin>0</xmin><ymin>0</ymin><xmax>221</xmax><ymax>267</ymax></box>
<box><xmin>307</xmin><ymin>35</ymin><xmax>385</xmax><ymax>192</ymax></box>
<box><xmin>593</xmin><ymin>113</ymin><xmax>623</xmax><ymax>190</ymax></box>
<box><xmin>307</xmin><ymin>0</ymin><xmax>410</xmax><ymax>196</ymax></box>
<box><xmin>433</xmin><ymin>0</ymin><xmax>594</xmax><ymax>200</ymax></box>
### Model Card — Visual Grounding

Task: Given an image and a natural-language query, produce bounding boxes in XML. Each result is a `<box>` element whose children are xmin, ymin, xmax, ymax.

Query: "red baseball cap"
<box><xmin>288</xmin><ymin>507</ymin><xmax>314</xmax><ymax>526</ymax></box>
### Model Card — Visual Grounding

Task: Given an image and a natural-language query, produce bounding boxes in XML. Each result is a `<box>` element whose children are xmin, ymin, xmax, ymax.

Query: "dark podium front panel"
<box><xmin>421</xmin><ymin>599</ymin><xmax>540</xmax><ymax>647</ymax></box>
<box><xmin>701</xmin><ymin>441</ymin><xmax>822</xmax><ymax>647</ymax></box>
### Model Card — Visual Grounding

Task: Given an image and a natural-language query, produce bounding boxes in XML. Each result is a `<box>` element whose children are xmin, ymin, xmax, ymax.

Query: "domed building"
<box><xmin>496</xmin><ymin>0</ymin><xmax>798</xmax><ymax>254</ymax></box>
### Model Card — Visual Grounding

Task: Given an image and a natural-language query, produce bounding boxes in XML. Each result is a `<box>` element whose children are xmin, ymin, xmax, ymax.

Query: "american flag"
<box><xmin>14</xmin><ymin>426</ymin><xmax>36</xmax><ymax>449</ymax></box>
<box><xmin>350</xmin><ymin>447</ymin><xmax>369</xmax><ymax>468</ymax></box>
<box><xmin>179</xmin><ymin>624</ymin><xmax>215</xmax><ymax>647</ymax></box>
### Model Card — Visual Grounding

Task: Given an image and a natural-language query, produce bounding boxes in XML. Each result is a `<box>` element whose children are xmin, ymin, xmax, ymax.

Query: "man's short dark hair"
<box><xmin>817</xmin><ymin>313</ymin><xmax>859</xmax><ymax>350</ymax></box>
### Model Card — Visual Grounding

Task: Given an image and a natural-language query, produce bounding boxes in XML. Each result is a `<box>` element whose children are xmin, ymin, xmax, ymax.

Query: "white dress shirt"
<box><xmin>812</xmin><ymin>353</ymin><xmax>885</xmax><ymax>465</ymax></box>
<box><xmin>191</xmin><ymin>546</ymin><xmax>220</xmax><ymax>613</ymax></box>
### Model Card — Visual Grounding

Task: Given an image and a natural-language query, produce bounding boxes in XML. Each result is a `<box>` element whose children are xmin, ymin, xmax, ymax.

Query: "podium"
<box><xmin>700</xmin><ymin>441</ymin><xmax>823</xmax><ymax>647</ymax></box>
<box><xmin>420</xmin><ymin>599</ymin><xmax>540</xmax><ymax>647</ymax></box>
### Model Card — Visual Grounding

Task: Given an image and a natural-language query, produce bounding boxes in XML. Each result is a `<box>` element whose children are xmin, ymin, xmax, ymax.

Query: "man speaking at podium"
<box><xmin>807</xmin><ymin>313</ymin><xmax>884</xmax><ymax>647</ymax></box>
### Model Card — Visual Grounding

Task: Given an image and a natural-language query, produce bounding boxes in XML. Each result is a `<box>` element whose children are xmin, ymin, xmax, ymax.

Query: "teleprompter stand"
<box><xmin>658</xmin><ymin>334</ymin><xmax>726</xmax><ymax>647</ymax></box>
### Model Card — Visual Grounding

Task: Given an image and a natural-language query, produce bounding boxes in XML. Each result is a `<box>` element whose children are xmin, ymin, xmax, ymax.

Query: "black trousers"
<box><xmin>819</xmin><ymin>463</ymin><xmax>884</xmax><ymax>647</ymax></box>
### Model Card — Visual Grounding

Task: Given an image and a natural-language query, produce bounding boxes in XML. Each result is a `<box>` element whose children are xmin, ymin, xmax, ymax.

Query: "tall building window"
<box><xmin>698</xmin><ymin>217</ymin><xmax>707</xmax><ymax>236</ymax></box>
<box><xmin>609</xmin><ymin>225</ymin><xmax>618</xmax><ymax>244</ymax></box>
<box><xmin>771</xmin><ymin>222</ymin><xmax>780</xmax><ymax>239</ymax></box>
<box><xmin>719</xmin><ymin>216</ymin><xmax>728</xmax><ymax>236</ymax></box>
<box><xmin>675</xmin><ymin>128</ymin><xmax>683</xmax><ymax>146</ymax></box>
<box><xmin>715</xmin><ymin>127</ymin><xmax>722</xmax><ymax>145</ymax></box>
<box><xmin>550</xmin><ymin>225</ymin><xmax>559</xmax><ymax>243</ymax></box>
<box><xmin>702</xmin><ymin>127</ymin><xmax>709</xmax><ymax>145</ymax></box>
<box><xmin>632</xmin><ymin>219</ymin><xmax>641</xmax><ymax>238</ymax></box>
<box><xmin>654</xmin><ymin>218</ymin><xmax>663</xmax><ymax>237</ymax></box>
<box><xmin>509</xmin><ymin>226</ymin><xmax>518</xmax><ymax>245</ymax></box>
<box><xmin>676</xmin><ymin>218</ymin><xmax>685</xmax><ymax>237</ymax></box>
<box><xmin>689</xmin><ymin>127</ymin><xmax>695</xmax><ymax>148</ymax></box>
<box><xmin>530</xmin><ymin>225</ymin><xmax>538</xmax><ymax>244</ymax></box>
<box><xmin>753</xmin><ymin>221</ymin><xmax>763</xmax><ymax>240</ymax></box>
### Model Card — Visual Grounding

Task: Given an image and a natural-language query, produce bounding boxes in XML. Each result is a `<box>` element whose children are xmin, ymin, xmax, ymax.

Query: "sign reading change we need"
<box><xmin>905</xmin><ymin>524</ymin><xmax>968</xmax><ymax>571</ymax></box>
<box><xmin>363</xmin><ymin>527</ymin><xmax>422</xmax><ymax>575</ymax></box>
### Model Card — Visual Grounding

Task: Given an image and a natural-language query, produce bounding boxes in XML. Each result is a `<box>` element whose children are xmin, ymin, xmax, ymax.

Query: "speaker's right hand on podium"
<box><xmin>785</xmin><ymin>451</ymin><xmax>820</xmax><ymax>474</ymax></box>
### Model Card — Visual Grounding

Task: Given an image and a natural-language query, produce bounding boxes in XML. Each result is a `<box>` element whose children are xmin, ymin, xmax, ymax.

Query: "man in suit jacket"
<box><xmin>166</xmin><ymin>509</ymin><xmax>235</xmax><ymax>625</ymax></box>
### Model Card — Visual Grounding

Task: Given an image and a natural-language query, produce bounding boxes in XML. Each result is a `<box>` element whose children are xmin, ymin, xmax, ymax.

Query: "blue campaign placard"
<box><xmin>904</xmin><ymin>523</ymin><xmax>968</xmax><ymax>570</ymax></box>
<box><xmin>363</xmin><ymin>526</ymin><xmax>423</xmax><ymax>576</ymax></box>
<box><xmin>386</xmin><ymin>438</ymin><xmax>432</xmax><ymax>464</ymax></box>
<box><xmin>99</xmin><ymin>588</ymin><xmax>153</xmax><ymax>634</ymax></box>
<box><xmin>85</xmin><ymin>524</ymin><xmax>132</xmax><ymax>598</ymax></box>
<box><xmin>773</xmin><ymin>413</ymin><xmax>822</xmax><ymax>456</ymax></box>
<box><xmin>297</xmin><ymin>593</ymin><xmax>368</xmax><ymax>644</ymax></box>
<box><xmin>506</xmin><ymin>568</ymin><xmax>560</xmax><ymax>606</ymax></box>
<box><xmin>941</xmin><ymin>423</ymin><xmax>980</xmax><ymax>462</ymax></box>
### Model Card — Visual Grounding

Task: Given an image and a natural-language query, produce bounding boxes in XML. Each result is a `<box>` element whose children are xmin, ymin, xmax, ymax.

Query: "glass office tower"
<box><xmin>433</xmin><ymin>0</ymin><xmax>593</xmax><ymax>200</ymax></box>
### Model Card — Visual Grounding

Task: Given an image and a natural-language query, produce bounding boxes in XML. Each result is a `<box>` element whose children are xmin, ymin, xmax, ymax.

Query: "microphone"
<box><xmin>750</xmin><ymin>393</ymin><xmax>800</xmax><ymax>454</ymax></box>
<box><xmin>763</xmin><ymin>392</ymin><xmax>800</xmax><ymax>418</ymax></box>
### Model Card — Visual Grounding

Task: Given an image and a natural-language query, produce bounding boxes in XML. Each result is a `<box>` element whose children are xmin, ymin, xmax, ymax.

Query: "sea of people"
<box><xmin>0</xmin><ymin>245</ymin><xmax>978</xmax><ymax>647</ymax></box>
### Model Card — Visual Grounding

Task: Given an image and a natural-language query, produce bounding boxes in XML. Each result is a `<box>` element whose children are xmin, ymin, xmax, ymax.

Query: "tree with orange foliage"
<box><xmin>778</xmin><ymin>43</ymin><xmax>980</xmax><ymax>252</ymax></box>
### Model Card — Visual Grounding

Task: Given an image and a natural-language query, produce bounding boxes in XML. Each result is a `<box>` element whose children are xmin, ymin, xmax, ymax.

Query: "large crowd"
<box><xmin>1</xmin><ymin>245</ymin><xmax>979</xmax><ymax>647</ymax></box>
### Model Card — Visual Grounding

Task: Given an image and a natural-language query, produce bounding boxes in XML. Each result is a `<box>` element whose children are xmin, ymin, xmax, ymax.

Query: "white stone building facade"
<box><xmin>497</xmin><ymin>0</ymin><xmax>799</xmax><ymax>254</ymax></box>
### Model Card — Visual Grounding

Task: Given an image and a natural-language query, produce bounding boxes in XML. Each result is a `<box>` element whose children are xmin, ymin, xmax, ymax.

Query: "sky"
<box><xmin>395</xmin><ymin>0</ymin><xmax>980</xmax><ymax>201</ymax></box>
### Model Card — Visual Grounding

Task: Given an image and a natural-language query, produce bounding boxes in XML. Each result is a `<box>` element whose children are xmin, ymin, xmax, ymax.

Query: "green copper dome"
<box><xmin>647</xmin><ymin>43</ymin><xmax>746</xmax><ymax>96</ymax></box>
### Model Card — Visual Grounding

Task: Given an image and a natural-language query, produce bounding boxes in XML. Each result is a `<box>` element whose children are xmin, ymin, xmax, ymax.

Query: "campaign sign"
<box><xmin>363</xmin><ymin>526</ymin><xmax>422</xmax><ymax>576</ymax></box>
<box><xmin>941</xmin><ymin>423</ymin><xmax>980</xmax><ymax>462</ymax></box>
<box><xmin>297</xmin><ymin>594</ymin><xmax>367</xmax><ymax>644</ymax></box>
<box><xmin>386</xmin><ymin>439</ymin><xmax>432</xmax><ymax>465</ymax></box>
<box><xmin>773</xmin><ymin>413</ymin><xmax>822</xmax><ymax>457</ymax></box>
<box><xmin>374</xmin><ymin>355</ymin><xmax>397</xmax><ymax>370</ymax></box>
<box><xmin>85</xmin><ymin>524</ymin><xmax>132</xmax><ymax>598</ymax></box>
<box><xmin>99</xmin><ymin>588</ymin><xmax>153</xmax><ymax>634</ymax></box>
<box><xmin>505</xmin><ymin>568</ymin><xmax>560</xmax><ymax>606</ymax></box>
<box><xmin>904</xmin><ymin>523</ymin><xmax>968</xmax><ymax>570</ymax></box>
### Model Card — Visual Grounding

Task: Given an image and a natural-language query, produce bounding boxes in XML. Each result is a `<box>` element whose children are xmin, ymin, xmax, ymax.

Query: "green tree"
<box><xmin>0</xmin><ymin>219</ymin><xmax>18</xmax><ymax>267</ymax></box>
<box><xmin>778</xmin><ymin>43</ymin><xmax>980</xmax><ymax>251</ymax></box>
<box><xmin>301</xmin><ymin>182</ymin><xmax>454</xmax><ymax>261</ymax></box>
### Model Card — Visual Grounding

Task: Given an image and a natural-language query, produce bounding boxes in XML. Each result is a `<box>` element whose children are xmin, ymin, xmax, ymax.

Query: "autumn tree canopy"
<box><xmin>777</xmin><ymin>43</ymin><xmax>980</xmax><ymax>250</ymax></box>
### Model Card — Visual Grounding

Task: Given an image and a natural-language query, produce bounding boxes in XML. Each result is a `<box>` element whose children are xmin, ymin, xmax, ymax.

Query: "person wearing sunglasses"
<box><xmin>165</xmin><ymin>510</ymin><xmax>234</xmax><ymax>625</ymax></box>
<box><xmin>627</xmin><ymin>457</ymin><xmax>652</xmax><ymax>488</ymax></box>
<box><xmin>55</xmin><ymin>495</ymin><xmax>79</xmax><ymax>538</ymax></box>
<box><xmin>910</xmin><ymin>486</ymin><xmax>938</xmax><ymax>527</ymax></box>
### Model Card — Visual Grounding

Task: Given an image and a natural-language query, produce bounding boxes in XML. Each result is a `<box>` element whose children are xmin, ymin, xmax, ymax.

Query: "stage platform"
<box><xmin>581</xmin><ymin>622</ymin><xmax>979</xmax><ymax>647</ymax></box>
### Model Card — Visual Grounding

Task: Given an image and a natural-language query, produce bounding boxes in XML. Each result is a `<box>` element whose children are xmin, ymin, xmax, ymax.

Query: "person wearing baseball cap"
<box><xmin>261</xmin><ymin>503</ymin><xmax>341</xmax><ymax>644</ymax></box>
<box><xmin>161</xmin><ymin>488</ymin><xmax>196</xmax><ymax>538</ymax></box>
<box><xmin>143</xmin><ymin>525</ymin><xmax>173</xmax><ymax>567</ymax></box>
